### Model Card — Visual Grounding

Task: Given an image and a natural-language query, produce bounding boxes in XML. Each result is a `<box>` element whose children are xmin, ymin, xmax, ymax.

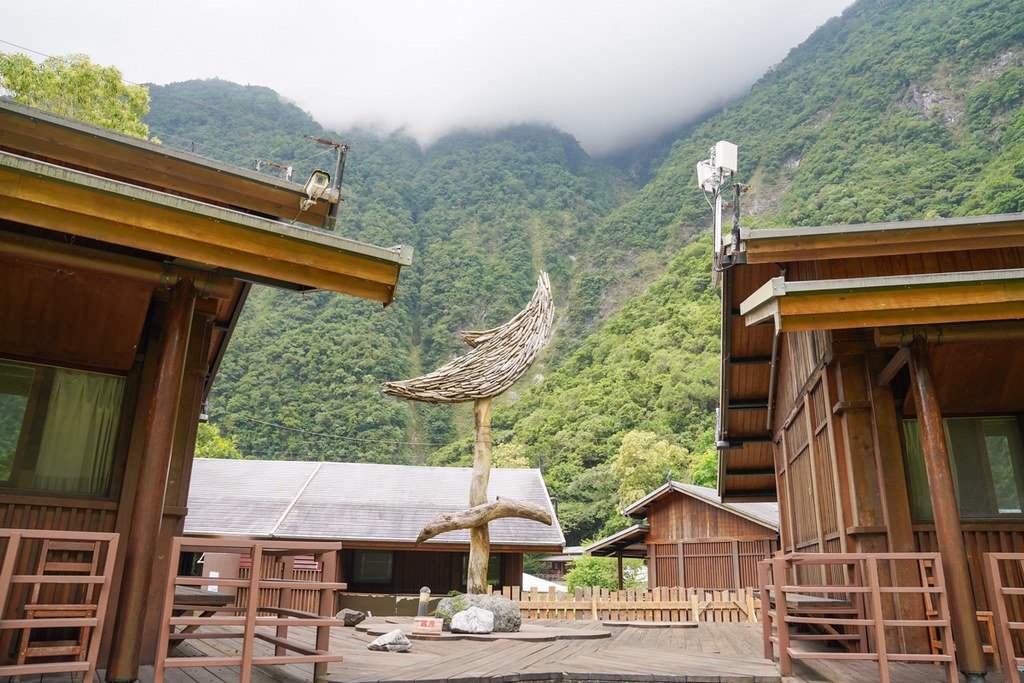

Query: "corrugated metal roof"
<box><xmin>185</xmin><ymin>459</ymin><xmax>564</xmax><ymax>548</ymax></box>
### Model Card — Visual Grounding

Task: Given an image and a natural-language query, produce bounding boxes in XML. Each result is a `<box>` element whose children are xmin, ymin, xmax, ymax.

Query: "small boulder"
<box><xmin>368</xmin><ymin>629</ymin><xmax>412</xmax><ymax>652</ymax></box>
<box><xmin>435</xmin><ymin>593</ymin><xmax>521</xmax><ymax>632</ymax></box>
<box><xmin>451</xmin><ymin>606</ymin><xmax>494</xmax><ymax>634</ymax></box>
<box><xmin>335</xmin><ymin>608</ymin><xmax>366</xmax><ymax>626</ymax></box>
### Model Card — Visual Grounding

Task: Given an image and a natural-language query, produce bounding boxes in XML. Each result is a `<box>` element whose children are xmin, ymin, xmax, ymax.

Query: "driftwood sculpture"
<box><xmin>383</xmin><ymin>273</ymin><xmax>555</xmax><ymax>593</ymax></box>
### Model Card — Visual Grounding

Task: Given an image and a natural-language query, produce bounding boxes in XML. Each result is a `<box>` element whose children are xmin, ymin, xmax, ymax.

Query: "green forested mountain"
<box><xmin>145</xmin><ymin>0</ymin><xmax>1024</xmax><ymax>544</ymax></box>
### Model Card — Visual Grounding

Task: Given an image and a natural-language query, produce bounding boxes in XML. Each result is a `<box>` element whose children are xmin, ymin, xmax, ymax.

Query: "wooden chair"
<box><xmin>15</xmin><ymin>538</ymin><xmax>103</xmax><ymax>677</ymax></box>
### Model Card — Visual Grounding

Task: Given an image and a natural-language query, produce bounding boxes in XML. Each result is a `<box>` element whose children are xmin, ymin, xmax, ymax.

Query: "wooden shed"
<box><xmin>717</xmin><ymin>211</ymin><xmax>1024</xmax><ymax>677</ymax></box>
<box><xmin>0</xmin><ymin>100</ymin><xmax>412</xmax><ymax>679</ymax></box>
<box><xmin>184</xmin><ymin>459</ymin><xmax>564</xmax><ymax>594</ymax></box>
<box><xmin>587</xmin><ymin>482</ymin><xmax>778</xmax><ymax>590</ymax></box>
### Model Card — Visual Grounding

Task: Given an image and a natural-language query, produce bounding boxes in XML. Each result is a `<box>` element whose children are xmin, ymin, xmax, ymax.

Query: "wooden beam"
<box><xmin>741</xmin><ymin>271</ymin><xmax>1024</xmax><ymax>333</ymax></box>
<box><xmin>723</xmin><ymin>468</ymin><xmax>776</xmax><ymax>478</ymax></box>
<box><xmin>906</xmin><ymin>338</ymin><xmax>986</xmax><ymax>676</ymax></box>
<box><xmin>107</xmin><ymin>279</ymin><xmax>196</xmax><ymax>680</ymax></box>
<box><xmin>866</xmin><ymin>352</ymin><xmax>929</xmax><ymax>653</ymax></box>
<box><xmin>0</xmin><ymin>230</ymin><xmax>235</xmax><ymax>300</ymax></box>
<box><xmin>728</xmin><ymin>399</ymin><xmax>770</xmax><ymax>411</ymax></box>
<box><xmin>740</xmin><ymin>214</ymin><xmax>1024</xmax><ymax>264</ymax></box>
<box><xmin>876</xmin><ymin>347</ymin><xmax>910</xmax><ymax>387</ymax></box>
<box><xmin>0</xmin><ymin>101</ymin><xmax>333</xmax><ymax>224</ymax></box>
<box><xmin>875</xmin><ymin>320</ymin><xmax>1024</xmax><ymax>347</ymax></box>
<box><xmin>0</xmin><ymin>160</ymin><xmax>408</xmax><ymax>303</ymax></box>
<box><xmin>728</xmin><ymin>356</ymin><xmax>772</xmax><ymax>365</ymax></box>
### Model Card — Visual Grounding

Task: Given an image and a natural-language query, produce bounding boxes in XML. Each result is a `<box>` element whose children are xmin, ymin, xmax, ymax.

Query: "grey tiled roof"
<box><xmin>184</xmin><ymin>459</ymin><xmax>564</xmax><ymax>548</ymax></box>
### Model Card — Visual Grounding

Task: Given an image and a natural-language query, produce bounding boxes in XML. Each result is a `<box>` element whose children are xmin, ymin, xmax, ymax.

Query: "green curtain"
<box><xmin>33</xmin><ymin>369</ymin><xmax>124</xmax><ymax>495</ymax></box>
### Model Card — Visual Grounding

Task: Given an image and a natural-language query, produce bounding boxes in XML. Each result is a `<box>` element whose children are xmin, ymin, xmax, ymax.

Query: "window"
<box><xmin>903</xmin><ymin>417</ymin><xmax>1024</xmax><ymax>520</ymax></box>
<box><xmin>352</xmin><ymin>550</ymin><xmax>393</xmax><ymax>585</ymax></box>
<box><xmin>461</xmin><ymin>554</ymin><xmax>501</xmax><ymax>588</ymax></box>
<box><xmin>0</xmin><ymin>359</ymin><xmax>125</xmax><ymax>496</ymax></box>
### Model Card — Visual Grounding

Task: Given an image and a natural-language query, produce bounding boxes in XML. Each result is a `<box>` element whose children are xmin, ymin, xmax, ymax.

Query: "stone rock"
<box><xmin>436</xmin><ymin>593</ymin><xmax>521</xmax><ymax>632</ymax></box>
<box><xmin>451</xmin><ymin>606</ymin><xmax>494</xmax><ymax>634</ymax></box>
<box><xmin>367</xmin><ymin>629</ymin><xmax>412</xmax><ymax>652</ymax></box>
<box><xmin>335</xmin><ymin>608</ymin><xmax>366</xmax><ymax>626</ymax></box>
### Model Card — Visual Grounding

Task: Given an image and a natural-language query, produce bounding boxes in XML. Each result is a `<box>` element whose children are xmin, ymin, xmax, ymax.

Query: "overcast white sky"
<box><xmin>3</xmin><ymin>0</ymin><xmax>854</xmax><ymax>155</ymax></box>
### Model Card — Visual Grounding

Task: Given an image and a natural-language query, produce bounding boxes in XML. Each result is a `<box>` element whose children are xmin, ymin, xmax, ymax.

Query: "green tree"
<box><xmin>492</xmin><ymin>443</ymin><xmax>530</xmax><ymax>468</ymax></box>
<box><xmin>611</xmin><ymin>430</ymin><xmax>693</xmax><ymax>507</ymax></box>
<box><xmin>564</xmin><ymin>554</ymin><xmax>645</xmax><ymax>591</ymax></box>
<box><xmin>0</xmin><ymin>52</ymin><xmax>151</xmax><ymax>138</ymax></box>
<box><xmin>195</xmin><ymin>422</ymin><xmax>243</xmax><ymax>459</ymax></box>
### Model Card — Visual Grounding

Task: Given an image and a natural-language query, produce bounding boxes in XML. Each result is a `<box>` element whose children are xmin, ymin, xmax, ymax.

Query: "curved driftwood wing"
<box><xmin>382</xmin><ymin>272</ymin><xmax>554</xmax><ymax>403</ymax></box>
<box><xmin>415</xmin><ymin>498</ymin><xmax>553</xmax><ymax>544</ymax></box>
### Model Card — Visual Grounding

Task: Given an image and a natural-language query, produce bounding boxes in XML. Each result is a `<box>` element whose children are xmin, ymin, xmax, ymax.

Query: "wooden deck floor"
<box><xmin>6</xmin><ymin>619</ymin><xmax>1009</xmax><ymax>682</ymax></box>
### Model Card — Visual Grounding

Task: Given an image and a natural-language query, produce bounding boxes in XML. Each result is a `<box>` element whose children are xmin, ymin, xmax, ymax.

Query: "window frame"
<box><xmin>901</xmin><ymin>413</ymin><xmax>1024</xmax><ymax>523</ymax></box>
<box><xmin>0</xmin><ymin>356</ymin><xmax>132</xmax><ymax>500</ymax></box>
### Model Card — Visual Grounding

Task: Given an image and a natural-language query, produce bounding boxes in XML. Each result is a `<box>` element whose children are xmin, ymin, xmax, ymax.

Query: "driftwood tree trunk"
<box><xmin>467</xmin><ymin>397</ymin><xmax>492</xmax><ymax>594</ymax></box>
<box><xmin>416</xmin><ymin>499</ymin><xmax>553</xmax><ymax>544</ymax></box>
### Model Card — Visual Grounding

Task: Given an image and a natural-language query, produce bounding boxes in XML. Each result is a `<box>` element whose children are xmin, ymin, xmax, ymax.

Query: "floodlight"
<box><xmin>300</xmin><ymin>170</ymin><xmax>340</xmax><ymax>211</ymax></box>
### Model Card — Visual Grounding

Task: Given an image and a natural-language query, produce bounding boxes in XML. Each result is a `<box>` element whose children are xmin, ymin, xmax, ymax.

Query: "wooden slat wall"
<box><xmin>0</xmin><ymin>499</ymin><xmax>118</xmax><ymax>534</ymax></box>
<box><xmin>0</xmin><ymin>498</ymin><xmax>119</xmax><ymax>661</ymax></box>
<box><xmin>650</xmin><ymin>539</ymin><xmax>776</xmax><ymax>590</ymax></box>
<box><xmin>237</xmin><ymin>558</ymin><xmax>325</xmax><ymax>615</ymax></box>
<box><xmin>915</xmin><ymin>526</ymin><xmax>1024</xmax><ymax>612</ymax></box>
<box><xmin>774</xmin><ymin>363</ymin><xmax>845</xmax><ymax>588</ymax></box>
<box><xmin>646</xmin><ymin>492</ymin><xmax>777</xmax><ymax>542</ymax></box>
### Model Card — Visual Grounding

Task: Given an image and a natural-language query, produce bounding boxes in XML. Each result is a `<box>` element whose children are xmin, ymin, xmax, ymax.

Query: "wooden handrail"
<box><xmin>0</xmin><ymin>529</ymin><xmax>119</xmax><ymax>680</ymax></box>
<box><xmin>760</xmin><ymin>552</ymin><xmax>957</xmax><ymax>683</ymax></box>
<box><xmin>153</xmin><ymin>537</ymin><xmax>347</xmax><ymax>683</ymax></box>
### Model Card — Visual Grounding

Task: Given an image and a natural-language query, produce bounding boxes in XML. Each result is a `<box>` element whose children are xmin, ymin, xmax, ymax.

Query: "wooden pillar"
<box><xmin>647</xmin><ymin>543</ymin><xmax>656</xmax><ymax>588</ymax></box>
<box><xmin>866</xmin><ymin>352</ymin><xmax>928</xmax><ymax>653</ymax></box>
<box><xmin>617</xmin><ymin>553</ymin><xmax>623</xmax><ymax>591</ymax></box>
<box><xmin>906</xmin><ymin>338</ymin><xmax>986</xmax><ymax>677</ymax></box>
<box><xmin>107</xmin><ymin>280</ymin><xmax>196</xmax><ymax>682</ymax></box>
<box><xmin>467</xmin><ymin>397</ymin><xmax>492</xmax><ymax>594</ymax></box>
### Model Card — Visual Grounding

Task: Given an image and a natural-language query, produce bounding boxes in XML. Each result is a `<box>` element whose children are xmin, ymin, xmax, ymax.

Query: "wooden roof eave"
<box><xmin>731</xmin><ymin>211</ymin><xmax>1024</xmax><ymax>264</ymax></box>
<box><xmin>625</xmin><ymin>482</ymin><xmax>779</xmax><ymax>530</ymax></box>
<box><xmin>583</xmin><ymin>524</ymin><xmax>650</xmax><ymax>558</ymax></box>
<box><xmin>740</xmin><ymin>269</ymin><xmax>1024</xmax><ymax>333</ymax></box>
<box><xmin>717</xmin><ymin>266</ymin><xmax>778</xmax><ymax>502</ymax></box>
<box><xmin>0</xmin><ymin>99</ymin><xmax>333</xmax><ymax>226</ymax></box>
<box><xmin>0</xmin><ymin>152</ymin><xmax>413</xmax><ymax>304</ymax></box>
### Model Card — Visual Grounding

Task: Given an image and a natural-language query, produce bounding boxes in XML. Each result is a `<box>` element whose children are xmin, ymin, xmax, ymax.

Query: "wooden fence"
<box><xmin>498</xmin><ymin>585</ymin><xmax>759</xmax><ymax>623</ymax></box>
<box><xmin>237</xmin><ymin>560</ymin><xmax>323</xmax><ymax>614</ymax></box>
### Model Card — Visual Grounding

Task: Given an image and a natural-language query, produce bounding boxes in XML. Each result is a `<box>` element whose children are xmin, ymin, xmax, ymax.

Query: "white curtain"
<box><xmin>33</xmin><ymin>369</ymin><xmax>124</xmax><ymax>495</ymax></box>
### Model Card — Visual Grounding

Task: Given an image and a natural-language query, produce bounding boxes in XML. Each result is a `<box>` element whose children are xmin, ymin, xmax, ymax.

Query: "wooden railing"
<box><xmin>0</xmin><ymin>529</ymin><xmax>119</xmax><ymax>681</ymax></box>
<box><xmin>760</xmin><ymin>552</ymin><xmax>957</xmax><ymax>683</ymax></box>
<box><xmin>498</xmin><ymin>586</ymin><xmax>760</xmax><ymax>623</ymax></box>
<box><xmin>155</xmin><ymin>538</ymin><xmax>346</xmax><ymax>683</ymax></box>
<box><xmin>982</xmin><ymin>552</ymin><xmax>1024</xmax><ymax>681</ymax></box>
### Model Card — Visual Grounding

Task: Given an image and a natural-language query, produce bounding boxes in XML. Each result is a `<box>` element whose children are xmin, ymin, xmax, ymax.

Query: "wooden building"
<box><xmin>184</xmin><ymin>459</ymin><xmax>564</xmax><ymax>594</ymax></box>
<box><xmin>537</xmin><ymin>546</ymin><xmax>583</xmax><ymax>580</ymax></box>
<box><xmin>0</xmin><ymin>100</ymin><xmax>412</xmax><ymax>679</ymax></box>
<box><xmin>717</xmin><ymin>211</ymin><xmax>1024</xmax><ymax>677</ymax></box>
<box><xmin>587</xmin><ymin>482</ymin><xmax>778</xmax><ymax>590</ymax></box>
